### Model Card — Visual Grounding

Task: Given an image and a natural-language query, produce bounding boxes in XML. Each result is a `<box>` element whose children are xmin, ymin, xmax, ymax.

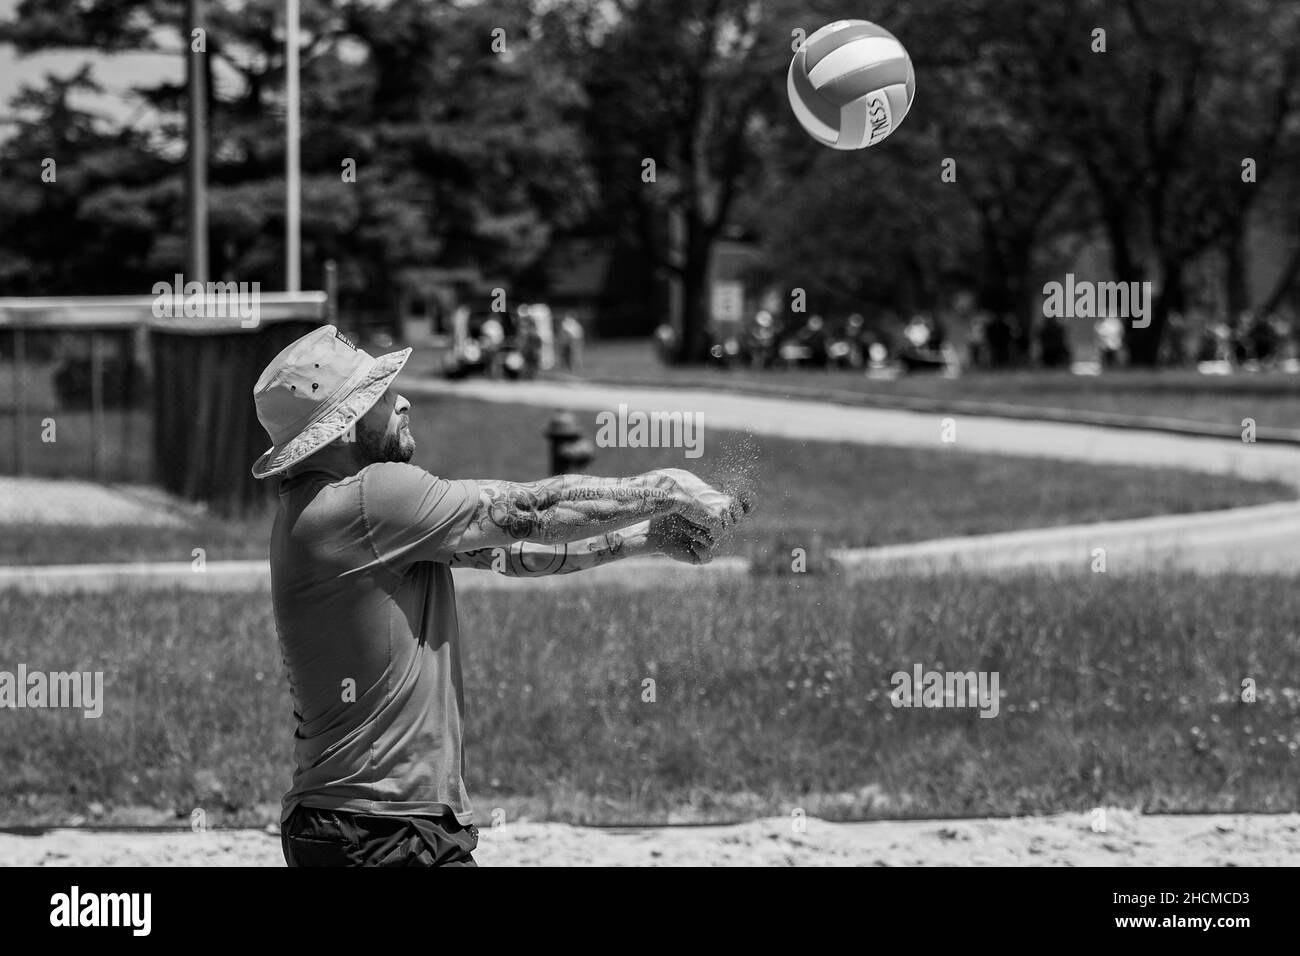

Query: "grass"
<box><xmin>0</xmin><ymin>396</ymin><xmax>1292</xmax><ymax>565</ymax></box>
<box><xmin>3</xmin><ymin>571</ymin><xmax>1297</xmax><ymax>826</ymax></box>
<box><xmin>0</xmin><ymin>520</ymin><xmax>274</xmax><ymax>567</ymax></box>
<box><xmin>0</xmin><ymin>408</ymin><xmax>150</xmax><ymax>482</ymax></box>
<box><xmin>569</xmin><ymin>340</ymin><xmax>1300</xmax><ymax>433</ymax></box>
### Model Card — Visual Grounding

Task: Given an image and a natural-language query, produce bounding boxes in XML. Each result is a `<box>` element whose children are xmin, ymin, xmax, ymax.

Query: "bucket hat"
<box><xmin>251</xmin><ymin>325</ymin><xmax>411</xmax><ymax>479</ymax></box>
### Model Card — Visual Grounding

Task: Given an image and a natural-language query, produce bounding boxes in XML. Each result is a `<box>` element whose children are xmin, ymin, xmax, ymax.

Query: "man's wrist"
<box><xmin>619</xmin><ymin>520</ymin><xmax>653</xmax><ymax>555</ymax></box>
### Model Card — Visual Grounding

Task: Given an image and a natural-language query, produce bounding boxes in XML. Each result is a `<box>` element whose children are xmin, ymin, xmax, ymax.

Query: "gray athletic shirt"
<box><xmin>269</xmin><ymin>460</ymin><xmax>480</xmax><ymax>824</ymax></box>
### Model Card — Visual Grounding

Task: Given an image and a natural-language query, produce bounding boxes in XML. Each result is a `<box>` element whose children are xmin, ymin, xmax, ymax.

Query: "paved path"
<box><xmin>402</xmin><ymin>378</ymin><xmax>1300</xmax><ymax>486</ymax></box>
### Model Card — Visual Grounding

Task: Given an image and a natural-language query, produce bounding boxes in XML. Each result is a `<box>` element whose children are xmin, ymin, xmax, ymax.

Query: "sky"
<box><xmin>0</xmin><ymin>0</ymin><xmax>185</xmax><ymax>142</ymax></box>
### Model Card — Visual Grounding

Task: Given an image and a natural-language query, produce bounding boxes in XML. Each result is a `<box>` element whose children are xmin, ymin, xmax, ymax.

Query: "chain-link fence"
<box><xmin>0</xmin><ymin>295</ymin><xmax>328</xmax><ymax>511</ymax></box>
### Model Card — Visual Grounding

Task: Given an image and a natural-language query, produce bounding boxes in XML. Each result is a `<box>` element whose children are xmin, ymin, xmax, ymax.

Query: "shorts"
<box><xmin>281</xmin><ymin>804</ymin><xmax>479</xmax><ymax>867</ymax></box>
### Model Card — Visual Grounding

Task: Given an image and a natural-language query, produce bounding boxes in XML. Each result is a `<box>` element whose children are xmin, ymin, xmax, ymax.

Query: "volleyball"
<box><xmin>787</xmin><ymin>19</ymin><xmax>915</xmax><ymax>150</ymax></box>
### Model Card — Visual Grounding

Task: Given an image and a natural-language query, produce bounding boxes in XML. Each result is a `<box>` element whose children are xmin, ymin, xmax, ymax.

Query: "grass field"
<box><xmin>0</xmin><ymin>396</ymin><xmax>1292</xmax><ymax>565</ymax></box>
<box><xmin>0</xmin><ymin>408</ymin><xmax>149</xmax><ymax>482</ymax></box>
<box><xmin>3</xmin><ymin>571</ymin><xmax>1297</xmax><ymax>827</ymax></box>
<box><xmin>569</xmin><ymin>341</ymin><xmax>1300</xmax><ymax>433</ymax></box>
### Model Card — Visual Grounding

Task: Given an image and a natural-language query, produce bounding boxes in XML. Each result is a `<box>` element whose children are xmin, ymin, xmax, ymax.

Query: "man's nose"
<box><xmin>393</xmin><ymin>394</ymin><xmax>410</xmax><ymax>415</ymax></box>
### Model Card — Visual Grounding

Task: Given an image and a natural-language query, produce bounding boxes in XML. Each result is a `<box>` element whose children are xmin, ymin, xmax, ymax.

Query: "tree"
<box><xmin>0</xmin><ymin>0</ymin><xmax>594</xmax><ymax>302</ymax></box>
<box><xmin>744</xmin><ymin>0</ymin><xmax>1081</xmax><ymax>348</ymax></box>
<box><xmin>0</xmin><ymin>65</ymin><xmax>163</xmax><ymax>293</ymax></box>
<box><xmin>1024</xmin><ymin>0</ymin><xmax>1300</xmax><ymax>364</ymax></box>
<box><xmin>581</xmin><ymin>0</ymin><xmax>796</xmax><ymax>363</ymax></box>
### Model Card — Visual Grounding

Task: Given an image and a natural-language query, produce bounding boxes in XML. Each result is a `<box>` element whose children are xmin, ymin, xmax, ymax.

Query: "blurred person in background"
<box><xmin>1246</xmin><ymin>311</ymin><xmax>1279</xmax><ymax>369</ymax></box>
<box><xmin>1161</xmin><ymin>310</ymin><xmax>1189</xmax><ymax>367</ymax></box>
<box><xmin>745</xmin><ymin>310</ymin><xmax>778</xmax><ymax>369</ymax></box>
<box><xmin>966</xmin><ymin>311</ymin><xmax>989</xmax><ymax>369</ymax></box>
<box><xmin>1230</xmin><ymin>311</ymin><xmax>1251</xmax><ymax>365</ymax></box>
<box><xmin>842</xmin><ymin>313</ymin><xmax>867</xmax><ymax>368</ymax></box>
<box><xmin>559</xmin><ymin>311</ymin><xmax>585</xmax><ymax>373</ymax></box>
<box><xmin>800</xmin><ymin>315</ymin><xmax>829</xmax><ymax>368</ymax></box>
<box><xmin>1038</xmin><ymin>314</ymin><xmax>1071</xmax><ymax>368</ymax></box>
<box><xmin>825</xmin><ymin>314</ymin><xmax>858</xmax><ymax>368</ymax></box>
<box><xmin>899</xmin><ymin>313</ymin><xmax>947</xmax><ymax>373</ymax></box>
<box><xmin>984</xmin><ymin>312</ymin><xmax>1014</xmax><ymax>368</ymax></box>
<box><xmin>1196</xmin><ymin>320</ymin><xmax>1233</xmax><ymax>365</ymax></box>
<box><xmin>654</xmin><ymin>322</ymin><xmax>677</xmax><ymax>363</ymax></box>
<box><xmin>1095</xmin><ymin>314</ymin><xmax>1125</xmax><ymax>369</ymax></box>
<box><xmin>479</xmin><ymin>313</ymin><xmax>505</xmax><ymax>378</ymax></box>
<box><xmin>519</xmin><ymin>313</ymin><xmax>542</xmax><ymax>378</ymax></box>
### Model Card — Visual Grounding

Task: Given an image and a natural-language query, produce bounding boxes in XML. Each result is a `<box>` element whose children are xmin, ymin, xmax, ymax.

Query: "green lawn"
<box><xmin>567</xmin><ymin>340</ymin><xmax>1300</xmax><ymax>435</ymax></box>
<box><xmin>0</xmin><ymin>408</ymin><xmax>149</xmax><ymax>482</ymax></box>
<box><xmin>3</xmin><ymin>571</ymin><xmax>1297</xmax><ymax>826</ymax></box>
<box><xmin>0</xmin><ymin>395</ymin><xmax>1291</xmax><ymax>565</ymax></box>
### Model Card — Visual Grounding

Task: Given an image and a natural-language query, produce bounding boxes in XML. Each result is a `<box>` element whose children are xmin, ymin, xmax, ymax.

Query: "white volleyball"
<box><xmin>788</xmin><ymin>19</ymin><xmax>916</xmax><ymax>150</ymax></box>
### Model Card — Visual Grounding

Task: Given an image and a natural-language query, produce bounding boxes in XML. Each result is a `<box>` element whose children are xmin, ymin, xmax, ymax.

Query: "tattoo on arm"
<box><xmin>471</xmin><ymin>474</ymin><xmax>675</xmax><ymax>544</ymax></box>
<box><xmin>451</xmin><ymin>529</ymin><xmax>635</xmax><ymax>577</ymax></box>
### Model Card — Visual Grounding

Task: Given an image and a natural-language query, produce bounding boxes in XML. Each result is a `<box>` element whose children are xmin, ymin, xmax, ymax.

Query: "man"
<box><xmin>558</xmin><ymin>311</ymin><xmax>585</xmax><ymax>373</ymax></box>
<box><xmin>251</xmin><ymin>325</ymin><xmax>750</xmax><ymax>866</ymax></box>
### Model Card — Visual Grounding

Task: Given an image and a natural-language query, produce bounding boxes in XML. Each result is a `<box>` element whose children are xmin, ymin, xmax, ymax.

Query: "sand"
<box><xmin>3</xmin><ymin>810</ymin><xmax>1297</xmax><ymax>866</ymax></box>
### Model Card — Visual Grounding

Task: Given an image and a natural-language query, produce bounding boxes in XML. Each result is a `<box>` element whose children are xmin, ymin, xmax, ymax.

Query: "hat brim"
<box><xmin>251</xmin><ymin>347</ymin><xmax>412</xmax><ymax>479</ymax></box>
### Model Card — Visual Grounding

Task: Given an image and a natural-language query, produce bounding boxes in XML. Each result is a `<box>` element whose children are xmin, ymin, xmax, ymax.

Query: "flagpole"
<box><xmin>186</xmin><ymin>0</ymin><xmax>208</xmax><ymax>285</ymax></box>
<box><xmin>286</xmin><ymin>0</ymin><xmax>301</xmax><ymax>292</ymax></box>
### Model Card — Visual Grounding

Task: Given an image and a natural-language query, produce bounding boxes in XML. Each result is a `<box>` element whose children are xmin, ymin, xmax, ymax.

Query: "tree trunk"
<box><xmin>976</xmin><ymin>223</ymin><xmax>1038</xmax><ymax>364</ymax></box>
<box><xmin>1098</xmin><ymin>206</ymin><xmax>1162</xmax><ymax>365</ymax></box>
<box><xmin>673</xmin><ymin>216</ymin><xmax>713</xmax><ymax>364</ymax></box>
<box><xmin>1128</xmin><ymin>261</ymin><xmax>1179</xmax><ymax>367</ymax></box>
<box><xmin>1224</xmin><ymin>225</ymin><xmax>1249</xmax><ymax>320</ymax></box>
<box><xmin>1260</xmin><ymin>241</ymin><xmax>1300</xmax><ymax>317</ymax></box>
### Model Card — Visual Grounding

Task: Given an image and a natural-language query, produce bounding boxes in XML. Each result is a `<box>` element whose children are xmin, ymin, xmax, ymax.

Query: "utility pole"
<box><xmin>286</xmin><ymin>0</ymin><xmax>301</xmax><ymax>292</ymax></box>
<box><xmin>186</xmin><ymin>0</ymin><xmax>208</xmax><ymax>284</ymax></box>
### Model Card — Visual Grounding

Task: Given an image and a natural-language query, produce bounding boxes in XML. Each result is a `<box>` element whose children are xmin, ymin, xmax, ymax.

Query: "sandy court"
<box><xmin>3</xmin><ymin>811</ymin><xmax>1297</xmax><ymax>866</ymax></box>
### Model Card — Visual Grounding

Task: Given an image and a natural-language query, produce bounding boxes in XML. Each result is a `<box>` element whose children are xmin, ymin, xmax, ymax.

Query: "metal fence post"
<box><xmin>90</xmin><ymin>331</ymin><xmax>104</xmax><ymax>481</ymax></box>
<box><xmin>325</xmin><ymin>259</ymin><xmax>338</xmax><ymax>325</ymax></box>
<box><xmin>13</xmin><ymin>325</ymin><xmax>27</xmax><ymax>476</ymax></box>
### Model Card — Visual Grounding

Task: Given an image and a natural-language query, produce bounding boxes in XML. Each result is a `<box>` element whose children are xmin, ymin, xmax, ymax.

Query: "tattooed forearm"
<box><xmin>589</xmin><ymin>532</ymin><xmax>626</xmax><ymax>565</ymax></box>
<box><xmin>451</xmin><ymin>525</ymin><xmax>645</xmax><ymax>577</ymax></box>
<box><xmin>470</xmin><ymin>473</ymin><xmax>679</xmax><ymax>545</ymax></box>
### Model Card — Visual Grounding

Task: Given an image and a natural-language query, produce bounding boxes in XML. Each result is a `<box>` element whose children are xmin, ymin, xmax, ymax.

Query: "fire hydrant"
<box><xmin>545</xmin><ymin>411</ymin><xmax>595</xmax><ymax>475</ymax></box>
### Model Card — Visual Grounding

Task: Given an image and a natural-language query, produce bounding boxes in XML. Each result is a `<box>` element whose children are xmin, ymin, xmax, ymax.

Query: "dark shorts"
<box><xmin>282</xmin><ymin>805</ymin><xmax>479</xmax><ymax>867</ymax></box>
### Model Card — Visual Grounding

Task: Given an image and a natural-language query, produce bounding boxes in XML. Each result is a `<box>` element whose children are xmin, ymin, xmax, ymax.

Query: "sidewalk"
<box><xmin>401</xmin><ymin>379</ymin><xmax>1300</xmax><ymax>488</ymax></box>
<box><xmin>557</xmin><ymin>370</ymin><xmax>1300</xmax><ymax>444</ymax></box>
<box><xmin>833</xmin><ymin>500</ymin><xmax>1300</xmax><ymax>574</ymax></box>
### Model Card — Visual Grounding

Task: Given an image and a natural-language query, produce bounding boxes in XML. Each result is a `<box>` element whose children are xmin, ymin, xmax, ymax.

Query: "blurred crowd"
<box><xmin>655</xmin><ymin>302</ymin><xmax>1300</xmax><ymax>375</ymax></box>
<box><xmin>443</xmin><ymin>305</ymin><xmax>585</xmax><ymax>380</ymax></box>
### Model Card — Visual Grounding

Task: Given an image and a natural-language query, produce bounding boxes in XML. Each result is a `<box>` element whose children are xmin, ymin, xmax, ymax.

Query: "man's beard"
<box><xmin>359</xmin><ymin>417</ymin><xmax>414</xmax><ymax>464</ymax></box>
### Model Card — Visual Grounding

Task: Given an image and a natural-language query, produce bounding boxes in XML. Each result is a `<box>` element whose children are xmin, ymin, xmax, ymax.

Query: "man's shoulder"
<box><xmin>359</xmin><ymin>462</ymin><xmax>477</xmax><ymax>509</ymax></box>
<box><xmin>356</xmin><ymin>464</ymin><xmax>481</xmax><ymax>563</ymax></box>
<box><xmin>361</xmin><ymin>460</ymin><xmax>427</xmax><ymax>487</ymax></box>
